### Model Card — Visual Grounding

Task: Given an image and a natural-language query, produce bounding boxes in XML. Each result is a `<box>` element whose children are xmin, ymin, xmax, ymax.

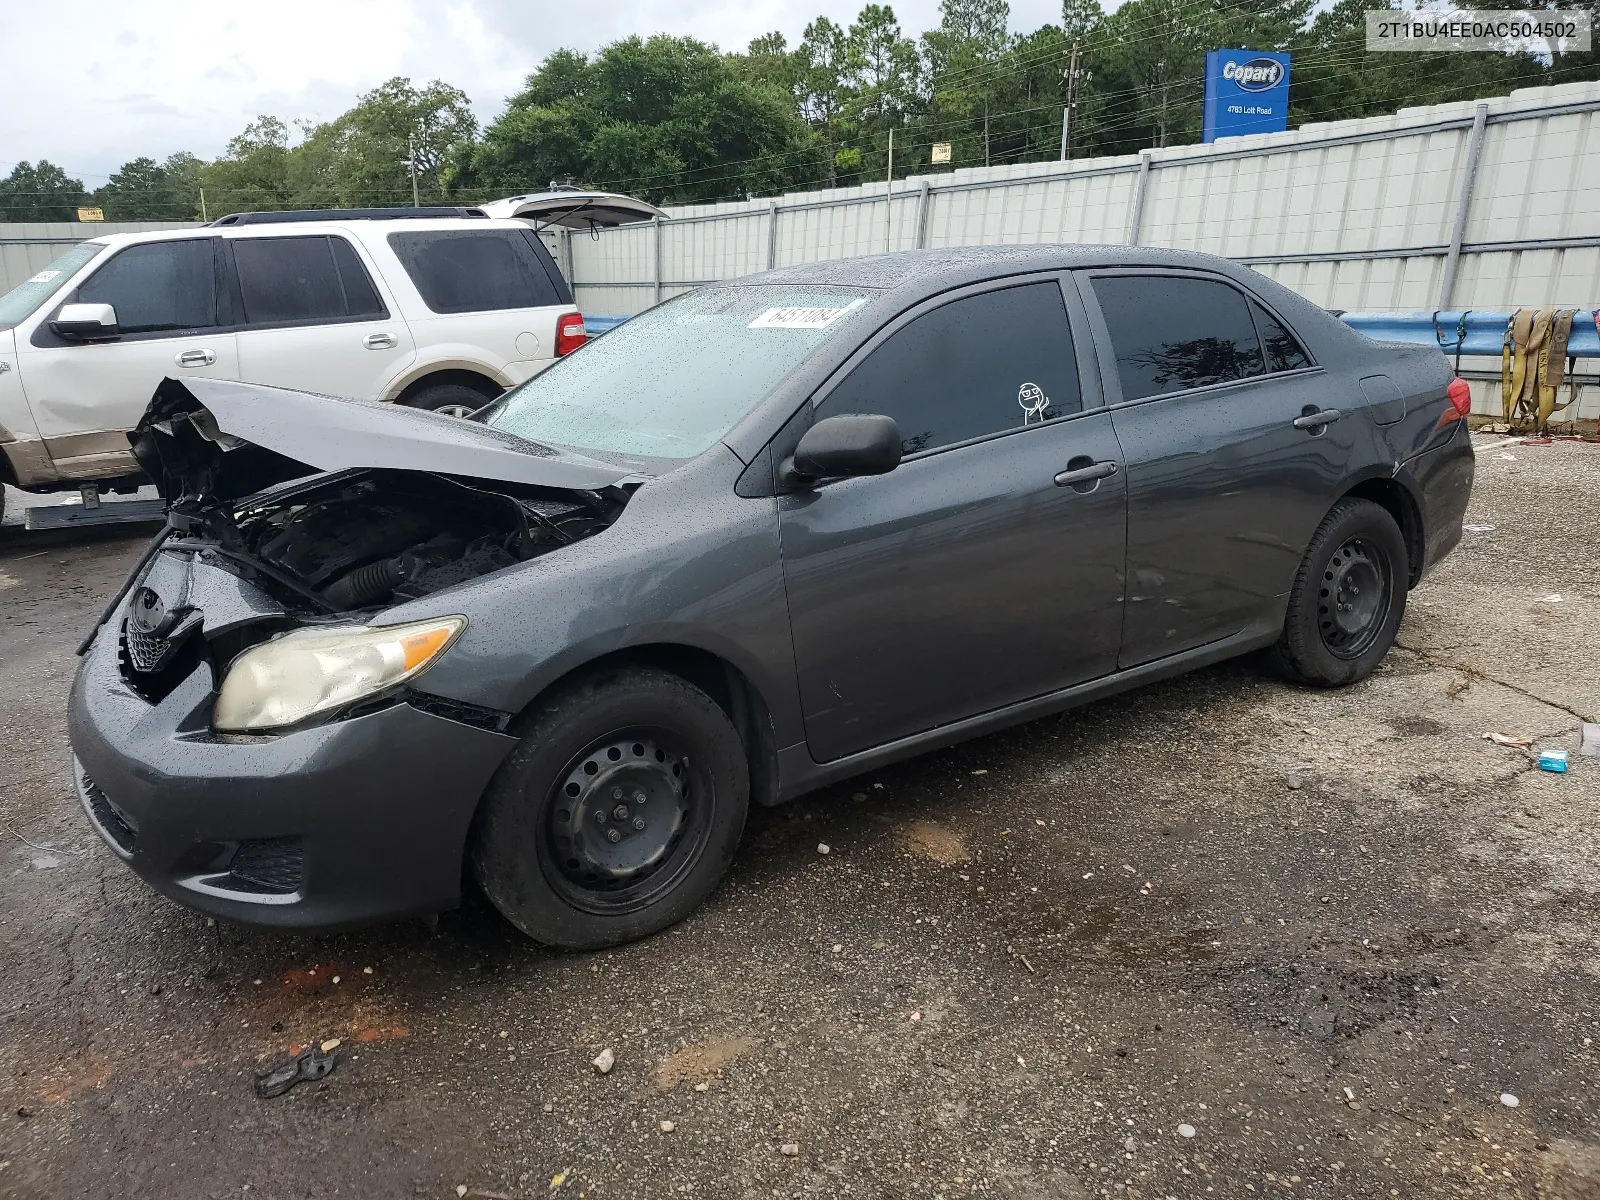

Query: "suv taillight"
<box><xmin>1447</xmin><ymin>377</ymin><xmax>1472</xmax><ymax>417</ymax></box>
<box><xmin>556</xmin><ymin>313</ymin><xmax>587</xmax><ymax>357</ymax></box>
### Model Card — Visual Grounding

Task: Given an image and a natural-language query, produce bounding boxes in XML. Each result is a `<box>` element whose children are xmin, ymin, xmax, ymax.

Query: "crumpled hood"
<box><xmin>131</xmin><ymin>377</ymin><xmax>634</xmax><ymax>502</ymax></box>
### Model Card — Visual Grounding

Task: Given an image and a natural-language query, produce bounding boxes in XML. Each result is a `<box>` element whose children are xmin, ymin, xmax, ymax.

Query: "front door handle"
<box><xmin>363</xmin><ymin>332</ymin><xmax>398</xmax><ymax>350</ymax></box>
<box><xmin>174</xmin><ymin>348</ymin><xmax>215</xmax><ymax>368</ymax></box>
<box><xmin>1292</xmin><ymin>408</ymin><xmax>1342</xmax><ymax>430</ymax></box>
<box><xmin>1054</xmin><ymin>460</ymin><xmax>1119</xmax><ymax>487</ymax></box>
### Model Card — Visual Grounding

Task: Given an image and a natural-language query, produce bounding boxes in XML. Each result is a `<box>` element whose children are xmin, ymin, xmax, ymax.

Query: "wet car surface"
<box><xmin>67</xmin><ymin>246</ymin><xmax>1474</xmax><ymax>949</ymax></box>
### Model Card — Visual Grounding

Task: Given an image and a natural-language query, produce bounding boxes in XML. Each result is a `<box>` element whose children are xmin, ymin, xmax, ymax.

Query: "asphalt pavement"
<box><xmin>1</xmin><ymin>437</ymin><xmax>1596</xmax><ymax>1199</ymax></box>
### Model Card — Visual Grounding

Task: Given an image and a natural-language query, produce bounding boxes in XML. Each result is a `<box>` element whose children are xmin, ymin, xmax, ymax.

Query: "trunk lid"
<box><xmin>478</xmin><ymin>190</ymin><xmax>667</xmax><ymax>229</ymax></box>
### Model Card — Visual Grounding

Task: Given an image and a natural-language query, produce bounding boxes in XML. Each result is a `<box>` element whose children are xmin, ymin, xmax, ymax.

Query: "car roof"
<box><xmin>729</xmin><ymin>244</ymin><xmax>1258</xmax><ymax>295</ymax></box>
<box><xmin>83</xmin><ymin>217</ymin><xmax>542</xmax><ymax>250</ymax></box>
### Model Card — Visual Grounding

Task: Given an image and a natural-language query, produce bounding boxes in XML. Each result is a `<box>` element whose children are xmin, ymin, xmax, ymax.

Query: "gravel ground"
<box><xmin>1</xmin><ymin>437</ymin><xmax>1596</xmax><ymax>1200</ymax></box>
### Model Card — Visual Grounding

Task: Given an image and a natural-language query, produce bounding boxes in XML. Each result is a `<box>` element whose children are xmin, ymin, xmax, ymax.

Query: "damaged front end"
<box><xmin>90</xmin><ymin>378</ymin><xmax>638</xmax><ymax>720</ymax></box>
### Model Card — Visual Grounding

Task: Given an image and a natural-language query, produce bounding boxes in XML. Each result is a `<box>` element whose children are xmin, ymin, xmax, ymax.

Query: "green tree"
<box><xmin>198</xmin><ymin>117</ymin><xmax>296</xmax><ymax>216</ymax></box>
<box><xmin>452</xmin><ymin>36</ymin><xmax>816</xmax><ymax>203</ymax></box>
<box><xmin>0</xmin><ymin>161</ymin><xmax>88</xmax><ymax>222</ymax></box>
<box><xmin>94</xmin><ymin>152</ymin><xmax>204</xmax><ymax>220</ymax></box>
<box><xmin>797</xmin><ymin>18</ymin><xmax>857</xmax><ymax>183</ymax></box>
<box><xmin>301</xmin><ymin>77</ymin><xmax>477</xmax><ymax>207</ymax></box>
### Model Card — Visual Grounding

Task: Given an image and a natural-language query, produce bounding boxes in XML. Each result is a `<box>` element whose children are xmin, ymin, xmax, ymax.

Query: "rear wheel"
<box><xmin>470</xmin><ymin>667</ymin><xmax>749</xmax><ymax>949</ymax></box>
<box><xmin>400</xmin><ymin>380</ymin><xmax>497</xmax><ymax>419</ymax></box>
<box><xmin>1270</xmin><ymin>498</ymin><xmax>1408</xmax><ymax>687</ymax></box>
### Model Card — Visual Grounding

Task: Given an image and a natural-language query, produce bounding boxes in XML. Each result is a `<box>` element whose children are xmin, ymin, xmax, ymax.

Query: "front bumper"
<box><xmin>68</xmin><ymin>622</ymin><xmax>517</xmax><ymax>928</ymax></box>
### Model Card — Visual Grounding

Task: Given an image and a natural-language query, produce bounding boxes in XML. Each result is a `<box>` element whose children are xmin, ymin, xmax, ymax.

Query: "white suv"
<box><xmin>0</xmin><ymin>196</ymin><xmax>660</xmax><ymax>515</ymax></box>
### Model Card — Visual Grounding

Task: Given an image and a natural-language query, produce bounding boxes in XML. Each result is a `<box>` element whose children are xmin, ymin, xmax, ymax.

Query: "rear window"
<box><xmin>231</xmin><ymin>235</ymin><xmax>386</xmax><ymax>325</ymax></box>
<box><xmin>388</xmin><ymin>230</ymin><xmax>563</xmax><ymax>314</ymax></box>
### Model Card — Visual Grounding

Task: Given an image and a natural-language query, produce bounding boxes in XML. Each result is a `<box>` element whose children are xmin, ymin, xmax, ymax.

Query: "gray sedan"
<box><xmin>68</xmin><ymin>245</ymin><xmax>1475</xmax><ymax>948</ymax></box>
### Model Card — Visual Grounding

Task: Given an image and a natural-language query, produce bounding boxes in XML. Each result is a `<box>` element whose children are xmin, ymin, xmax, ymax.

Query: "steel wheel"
<box><xmin>537</xmin><ymin>727</ymin><xmax>711</xmax><ymax>916</ymax></box>
<box><xmin>1316</xmin><ymin>536</ymin><xmax>1391</xmax><ymax>659</ymax></box>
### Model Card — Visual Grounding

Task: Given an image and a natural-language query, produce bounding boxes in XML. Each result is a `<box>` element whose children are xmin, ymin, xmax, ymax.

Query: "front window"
<box><xmin>0</xmin><ymin>242</ymin><xmax>104</xmax><ymax>330</ymax></box>
<box><xmin>482</xmin><ymin>284</ymin><xmax>875</xmax><ymax>461</ymax></box>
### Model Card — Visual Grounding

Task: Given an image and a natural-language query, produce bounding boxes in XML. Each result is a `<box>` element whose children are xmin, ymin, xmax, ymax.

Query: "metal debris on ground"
<box><xmin>1537</xmin><ymin>749</ymin><xmax>1569</xmax><ymax>773</ymax></box>
<box><xmin>253</xmin><ymin>1045</ymin><xmax>336</xmax><ymax>1098</ymax></box>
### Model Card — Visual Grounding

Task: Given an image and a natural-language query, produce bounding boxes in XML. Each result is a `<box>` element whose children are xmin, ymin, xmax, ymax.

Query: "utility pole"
<box><xmin>199</xmin><ymin>188</ymin><xmax>207</xmax><ymax>223</ymax></box>
<box><xmin>885</xmin><ymin>128</ymin><xmax>895</xmax><ymax>253</ymax></box>
<box><xmin>1060</xmin><ymin>42</ymin><xmax>1082</xmax><ymax>161</ymax></box>
<box><xmin>409</xmin><ymin>131</ymin><xmax>420</xmax><ymax>207</ymax></box>
<box><xmin>984</xmin><ymin>97</ymin><xmax>991</xmax><ymax>168</ymax></box>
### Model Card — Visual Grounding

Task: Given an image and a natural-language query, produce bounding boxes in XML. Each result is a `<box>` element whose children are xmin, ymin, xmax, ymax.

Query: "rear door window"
<box><xmin>1091</xmin><ymin>275</ymin><xmax>1265</xmax><ymax>402</ymax></box>
<box><xmin>231</xmin><ymin>235</ymin><xmax>387</xmax><ymax>325</ymax></box>
<box><xmin>814</xmin><ymin>282</ymin><xmax>1082</xmax><ymax>456</ymax></box>
<box><xmin>1250</xmin><ymin>300</ymin><xmax>1312</xmax><ymax>373</ymax></box>
<box><xmin>388</xmin><ymin>230</ymin><xmax>563</xmax><ymax>314</ymax></box>
<box><xmin>76</xmin><ymin>239</ymin><xmax>217</xmax><ymax>334</ymax></box>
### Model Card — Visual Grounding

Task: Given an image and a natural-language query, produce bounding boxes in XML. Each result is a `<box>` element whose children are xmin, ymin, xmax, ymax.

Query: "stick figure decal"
<box><xmin>1018</xmin><ymin>382</ymin><xmax>1049</xmax><ymax>424</ymax></box>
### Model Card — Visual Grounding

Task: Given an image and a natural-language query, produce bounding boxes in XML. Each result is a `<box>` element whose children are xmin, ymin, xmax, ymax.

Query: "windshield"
<box><xmin>482</xmin><ymin>284</ymin><xmax>875</xmax><ymax>460</ymax></box>
<box><xmin>0</xmin><ymin>242</ymin><xmax>105</xmax><ymax>330</ymax></box>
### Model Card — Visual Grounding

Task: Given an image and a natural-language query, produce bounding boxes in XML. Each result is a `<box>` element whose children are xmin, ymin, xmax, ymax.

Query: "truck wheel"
<box><xmin>471</xmin><ymin>666</ymin><xmax>750</xmax><ymax>950</ymax></box>
<box><xmin>400</xmin><ymin>381</ymin><xmax>497</xmax><ymax>419</ymax></box>
<box><xmin>1270</xmin><ymin>498</ymin><xmax>1408</xmax><ymax>687</ymax></box>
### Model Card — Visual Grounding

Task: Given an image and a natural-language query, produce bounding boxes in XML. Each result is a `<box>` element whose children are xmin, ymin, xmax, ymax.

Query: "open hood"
<box><xmin>131</xmin><ymin>377</ymin><xmax>634</xmax><ymax>504</ymax></box>
<box><xmin>479</xmin><ymin>190</ymin><xmax>667</xmax><ymax>229</ymax></box>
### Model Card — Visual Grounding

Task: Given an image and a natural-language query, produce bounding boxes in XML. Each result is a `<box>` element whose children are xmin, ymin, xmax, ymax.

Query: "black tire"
<box><xmin>470</xmin><ymin>666</ymin><xmax>749</xmax><ymax>950</ymax></box>
<box><xmin>400</xmin><ymin>381</ymin><xmax>497</xmax><ymax>418</ymax></box>
<box><xmin>1270</xmin><ymin>498</ymin><xmax>1408</xmax><ymax>687</ymax></box>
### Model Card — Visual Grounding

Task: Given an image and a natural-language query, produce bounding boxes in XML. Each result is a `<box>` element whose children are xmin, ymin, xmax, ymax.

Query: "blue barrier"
<box><xmin>582</xmin><ymin>313</ymin><xmax>630</xmax><ymax>336</ymax></box>
<box><xmin>1340</xmin><ymin>310</ymin><xmax>1600</xmax><ymax>357</ymax></box>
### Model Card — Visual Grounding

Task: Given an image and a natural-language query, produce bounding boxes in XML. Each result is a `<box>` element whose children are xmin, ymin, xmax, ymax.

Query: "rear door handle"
<box><xmin>1054</xmin><ymin>460</ymin><xmax>1119</xmax><ymax>487</ymax></box>
<box><xmin>174</xmin><ymin>348</ymin><xmax>215</xmax><ymax>368</ymax></box>
<box><xmin>363</xmin><ymin>332</ymin><xmax>397</xmax><ymax>350</ymax></box>
<box><xmin>1292</xmin><ymin>408</ymin><xmax>1342</xmax><ymax>430</ymax></box>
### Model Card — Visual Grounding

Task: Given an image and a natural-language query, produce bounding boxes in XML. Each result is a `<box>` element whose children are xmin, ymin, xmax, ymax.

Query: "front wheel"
<box><xmin>1270</xmin><ymin>498</ymin><xmax>1408</xmax><ymax>687</ymax></box>
<box><xmin>470</xmin><ymin>667</ymin><xmax>750</xmax><ymax>949</ymax></box>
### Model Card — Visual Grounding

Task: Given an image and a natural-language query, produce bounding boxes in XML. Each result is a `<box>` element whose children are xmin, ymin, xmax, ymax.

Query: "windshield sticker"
<box><xmin>1018</xmin><ymin>382</ymin><xmax>1050</xmax><ymax>424</ymax></box>
<box><xmin>748</xmin><ymin>301</ymin><xmax>862</xmax><ymax>330</ymax></box>
<box><xmin>26</xmin><ymin>270</ymin><xmax>61</xmax><ymax>285</ymax></box>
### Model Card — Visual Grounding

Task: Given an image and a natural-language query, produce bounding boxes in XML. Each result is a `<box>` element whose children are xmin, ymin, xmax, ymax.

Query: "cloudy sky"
<box><xmin>2</xmin><ymin>0</ymin><xmax>1065</xmax><ymax>183</ymax></box>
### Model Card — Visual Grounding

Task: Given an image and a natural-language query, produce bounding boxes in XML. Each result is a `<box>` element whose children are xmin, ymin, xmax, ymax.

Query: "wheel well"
<box><xmin>1342</xmin><ymin>478</ymin><xmax>1423</xmax><ymax>587</ymax></box>
<box><xmin>523</xmin><ymin>645</ymin><xmax>782</xmax><ymax>807</ymax></box>
<box><xmin>394</xmin><ymin>369</ymin><xmax>504</xmax><ymax>407</ymax></box>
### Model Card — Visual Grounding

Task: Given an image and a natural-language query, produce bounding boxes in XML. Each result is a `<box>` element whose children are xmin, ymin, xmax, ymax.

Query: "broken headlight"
<box><xmin>213</xmin><ymin>617</ymin><xmax>465</xmax><ymax>732</ymax></box>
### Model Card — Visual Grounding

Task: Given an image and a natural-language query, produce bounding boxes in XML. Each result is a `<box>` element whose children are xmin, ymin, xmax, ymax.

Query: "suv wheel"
<box><xmin>1271</xmin><ymin>498</ymin><xmax>1408</xmax><ymax>687</ymax></box>
<box><xmin>400</xmin><ymin>380</ymin><xmax>497</xmax><ymax>419</ymax></box>
<box><xmin>471</xmin><ymin>667</ymin><xmax>750</xmax><ymax>950</ymax></box>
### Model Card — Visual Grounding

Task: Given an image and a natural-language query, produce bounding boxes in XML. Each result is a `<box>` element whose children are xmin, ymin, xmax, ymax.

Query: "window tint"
<box><xmin>233</xmin><ymin>236</ymin><xmax>385</xmax><ymax>324</ymax></box>
<box><xmin>1092</xmin><ymin>276</ymin><xmax>1264</xmax><ymax>402</ymax></box>
<box><xmin>814</xmin><ymin>283</ymin><xmax>1081</xmax><ymax>456</ymax></box>
<box><xmin>388</xmin><ymin>230</ymin><xmax>562</xmax><ymax>314</ymax></box>
<box><xmin>77</xmin><ymin>240</ymin><xmax>216</xmax><ymax>334</ymax></box>
<box><xmin>1250</xmin><ymin>299</ymin><xmax>1312</xmax><ymax>373</ymax></box>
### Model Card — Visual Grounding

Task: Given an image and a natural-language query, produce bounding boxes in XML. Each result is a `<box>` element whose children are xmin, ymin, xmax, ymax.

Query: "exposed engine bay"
<box><xmin>228</xmin><ymin>469</ymin><xmax>622</xmax><ymax>614</ymax></box>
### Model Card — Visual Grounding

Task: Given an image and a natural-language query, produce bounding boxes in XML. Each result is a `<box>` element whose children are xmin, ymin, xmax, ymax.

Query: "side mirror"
<box><xmin>51</xmin><ymin>302</ymin><xmax>119</xmax><ymax>341</ymax></box>
<box><xmin>785</xmin><ymin>414</ymin><xmax>902</xmax><ymax>486</ymax></box>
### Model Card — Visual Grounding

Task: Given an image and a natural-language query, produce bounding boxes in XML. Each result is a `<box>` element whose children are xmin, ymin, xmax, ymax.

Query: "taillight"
<box><xmin>555</xmin><ymin>313</ymin><xmax>587</xmax><ymax>356</ymax></box>
<box><xmin>1446</xmin><ymin>377</ymin><xmax>1472</xmax><ymax>417</ymax></box>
